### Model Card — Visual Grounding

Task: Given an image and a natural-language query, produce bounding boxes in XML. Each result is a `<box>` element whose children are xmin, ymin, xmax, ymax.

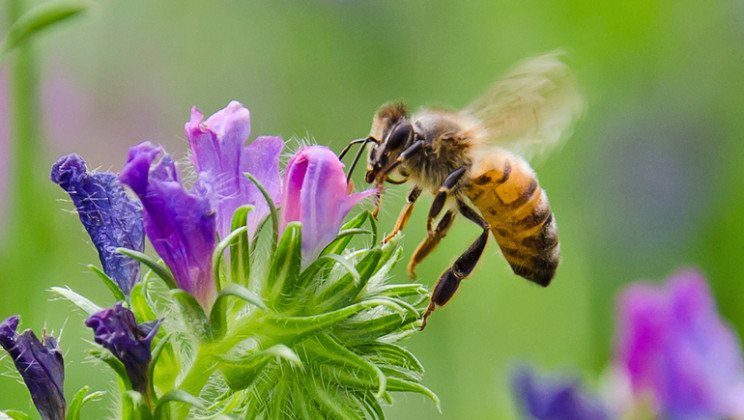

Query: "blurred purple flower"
<box><xmin>119</xmin><ymin>141</ymin><xmax>217</xmax><ymax>310</ymax></box>
<box><xmin>513</xmin><ymin>367</ymin><xmax>610</xmax><ymax>420</ymax></box>
<box><xmin>50</xmin><ymin>154</ymin><xmax>145</xmax><ymax>295</ymax></box>
<box><xmin>280</xmin><ymin>146</ymin><xmax>374</xmax><ymax>265</ymax></box>
<box><xmin>85</xmin><ymin>303</ymin><xmax>161</xmax><ymax>396</ymax></box>
<box><xmin>616</xmin><ymin>269</ymin><xmax>744</xmax><ymax>420</ymax></box>
<box><xmin>0</xmin><ymin>316</ymin><xmax>66</xmax><ymax>420</ymax></box>
<box><xmin>186</xmin><ymin>101</ymin><xmax>283</xmax><ymax>239</ymax></box>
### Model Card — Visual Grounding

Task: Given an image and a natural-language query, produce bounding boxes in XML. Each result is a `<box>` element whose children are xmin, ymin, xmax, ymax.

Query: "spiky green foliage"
<box><xmin>54</xmin><ymin>206</ymin><xmax>436</xmax><ymax>419</ymax></box>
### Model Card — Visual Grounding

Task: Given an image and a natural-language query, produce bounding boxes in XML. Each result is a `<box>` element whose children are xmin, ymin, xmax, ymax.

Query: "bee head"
<box><xmin>366</xmin><ymin>103</ymin><xmax>413</xmax><ymax>185</ymax></box>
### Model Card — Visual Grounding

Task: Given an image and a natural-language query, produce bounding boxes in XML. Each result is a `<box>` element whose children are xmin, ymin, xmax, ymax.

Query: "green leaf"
<box><xmin>153</xmin><ymin>390</ymin><xmax>205</xmax><ymax>420</ymax></box>
<box><xmin>170</xmin><ymin>289</ymin><xmax>213</xmax><ymax>341</ymax></box>
<box><xmin>359</xmin><ymin>391</ymin><xmax>385</xmax><ymax>420</ymax></box>
<box><xmin>386</xmin><ymin>378</ymin><xmax>440</xmax><ymax>412</ymax></box>
<box><xmin>305</xmin><ymin>333</ymin><xmax>386</xmax><ymax>398</ymax></box>
<box><xmin>212</xmin><ymin>225</ymin><xmax>248</xmax><ymax>291</ymax></box>
<box><xmin>299</xmin><ymin>253</ymin><xmax>360</xmax><ymax>293</ymax></box>
<box><xmin>353</xmin><ymin>342</ymin><xmax>425</xmax><ymax>375</ymax></box>
<box><xmin>229</xmin><ymin>205</ymin><xmax>253</xmax><ymax>286</ymax></box>
<box><xmin>89</xmin><ymin>348</ymin><xmax>132</xmax><ymax>391</ymax></box>
<box><xmin>321</xmin><ymin>210</ymin><xmax>378</xmax><ymax>256</ymax></box>
<box><xmin>129</xmin><ymin>281</ymin><xmax>157</xmax><ymax>323</ymax></box>
<box><xmin>49</xmin><ymin>286</ymin><xmax>102</xmax><ymax>315</ymax></box>
<box><xmin>245</xmin><ymin>173</ymin><xmax>279</xmax><ymax>254</ymax></box>
<box><xmin>306</xmin><ymin>379</ymin><xmax>363</xmax><ymax>420</ymax></box>
<box><xmin>335</xmin><ymin>312</ymin><xmax>417</xmax><ymax>346</ymax></box>
<box><xmin>0</xmin><ymin>1</ymin><xmax>88</xmax><ymax>57</ymax></box>
<box><xmin>319</xmin><ymin>248</ymin><xmax>382</xmax><ymax>311</ymax></box>
<box><xmin>373</xmin><ymin>283</ymin><xmax>429</xmax><ymax>299</ymax></box>
<box><xmin>219</xmin><ymin>344</ymin><xmax>301</xmax><ymax>390</ymax></box>
<box><xmin>121</xmin><ymin>390</ymin><xmax>153</xmax><ymax>420</ymax></box>
<box><xmin>266</xmin><ymin>222</ymin><xmax>302</xmax><ymax>309</ymax></box>
<box><xmin>117</xmin><ymin>248</ymin><xmax>177</xmax><ymax>290</ymax></box>
<box><xmin>209</xmin><ymin>283</ymin><xmax>267</xmax><ymax>339</ymax></box>
<box><xmin>260</xmin><ymin>298</ymin><xmax>404</xmax><ymax>340</ymax></box>
<box><xmin>66</xmin><ymin>386</ymin><xmax>105</xmax><ymax>420</ymax></box>
<box><xmin>88</xmin><ymin>264</ymin><xmax>126</xmax><ymax>302</ymax></box>
<box><xmin>1</xmin><ymin>410</ymin><xmax>33</xmax><ymax>420</ymax></box>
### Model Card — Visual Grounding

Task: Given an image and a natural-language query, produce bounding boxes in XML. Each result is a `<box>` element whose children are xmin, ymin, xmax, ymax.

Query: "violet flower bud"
<box><xmin>119</xmin><ymin>141</ymin><xmax>217</xmax><ymax>310</ymax></box>
<box><xmin>616</xmin><ymin>269</ymin><xmax>744</xmax><ymax>420</ymax></box>
<box><xmin>85</xmin><ymin>303</ymin><xmax>161</xmax><ymax>396</ymax></box>
<box><xmin>513</xmin><ymin>367</ymin><xmax>610</xmax><ymax>420</ymax></box>
<box><xmin>0</xmin><ymin>316</ymin><xmax>66</xmax><ymax>420</ymax></box>
<box><xmin>280</xmin><ymin>146</ymin><xmax>374</xmax><ymax>265</ymax></box>
<box><xmin>186</xmin><ymin>101</ymin><xmax>283</xmax><ymax>239</ymax></box>
<box><xmin>50</xmin><ymin>153</ymin><xmax>144</xmax><ymax>295</ymax></box>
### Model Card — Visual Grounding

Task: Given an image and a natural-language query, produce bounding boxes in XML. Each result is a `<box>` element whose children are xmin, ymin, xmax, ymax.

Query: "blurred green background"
<box><xmin>2</xmin><ymin>0</ymin><xmax>744</xmax><ymax>418</ymax></box>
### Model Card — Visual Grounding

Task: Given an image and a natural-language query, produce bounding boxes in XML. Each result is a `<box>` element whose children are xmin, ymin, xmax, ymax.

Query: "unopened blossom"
<box><xmin>50</xmin><ymin>154</ymin><xmax>144</xmax><ymax>295</ymax></box>
<box><xmin>513</xmin><ymin>367</ymin><xmax>610</xmax><ymax>420</ymax></box>
<box><xmin>616</xmin><ymin>269</ymin><xmax>744</xmax><ymax>420</ymax></box>
<box><xmin>119</xmin><ymin>141</ymin><xmax>217</xmax><ymax>310</ymax></box>
<box><xmin>0</xmin><ymin>316</ymin><xmax>65</xmax><ymax>420</ymax></box>
<box><xmin>85</xmin><ymin>303</ymin><xmax>161</xmax><ymax>396</ymax></box>
<box><xmin>186</xmin><ymin>101</ymin><xmax>283</xmax><ymax>239</ymax></box>
<box><xmin>280</xmin><ymin>145</ymin><xmax>374</xmax><ymax>265</ymax></box>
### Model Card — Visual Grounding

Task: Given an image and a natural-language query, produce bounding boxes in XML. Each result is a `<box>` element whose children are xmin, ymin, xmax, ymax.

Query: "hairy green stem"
<box><xmin>177</xmin><ymin>346</ymin><xmax>217</xmax><ymax>418</ymax></box>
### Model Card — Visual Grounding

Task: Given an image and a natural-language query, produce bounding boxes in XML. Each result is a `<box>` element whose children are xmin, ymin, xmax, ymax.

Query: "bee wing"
<box><xmin>465</xmin><ymin>51</ymin><xmax>583</xmax><ymax>161</ymax></box>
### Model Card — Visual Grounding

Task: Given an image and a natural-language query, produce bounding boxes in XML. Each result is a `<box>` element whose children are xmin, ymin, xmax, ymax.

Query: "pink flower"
<box><xmin>280</xmin><ymin>146</ymin><xmax>374</xmax><ymax>265</ymax></box>
<box><xmin>616</xmin><ymin>269</ymin><xmax>744</xmax><ymax>420</ymax></box>
<box><xmin>185</xmin><ymin>101</ymin><xmax>283</xmax><ymax>239</ymax></box>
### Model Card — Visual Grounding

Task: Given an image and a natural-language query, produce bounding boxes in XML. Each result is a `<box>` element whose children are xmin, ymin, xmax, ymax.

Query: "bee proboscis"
<box><xmin>340</xmin><ymin>51</ymin><xmax>583</xmax><ymax>329</ymax></box>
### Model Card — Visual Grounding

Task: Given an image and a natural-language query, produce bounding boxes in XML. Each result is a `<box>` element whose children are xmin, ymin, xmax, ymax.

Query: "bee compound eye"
<box><xmin>386</xmin><ymin>121</ymin><xmax>413</xmax><ymax>150</ymax></box>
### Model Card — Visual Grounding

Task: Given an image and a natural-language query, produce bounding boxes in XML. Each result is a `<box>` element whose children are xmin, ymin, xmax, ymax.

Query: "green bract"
<box><xmin>54</xmin><ymin>203</ymin><xmax>436</xmax><ymax>419</ymax></box>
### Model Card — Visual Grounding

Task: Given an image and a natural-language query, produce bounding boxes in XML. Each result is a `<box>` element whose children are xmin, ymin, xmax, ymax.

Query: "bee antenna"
<box><xmin>342</xmin><ymin>136</ymin><xmax>378</xmax><ymax>185</ymax></box>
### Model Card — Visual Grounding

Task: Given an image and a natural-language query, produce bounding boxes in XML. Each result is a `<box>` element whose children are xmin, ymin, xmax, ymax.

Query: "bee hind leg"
<box><xmin>421</xmin><ymin>199</ymin><xmax>489</xmax><ymax>330</ymax></box>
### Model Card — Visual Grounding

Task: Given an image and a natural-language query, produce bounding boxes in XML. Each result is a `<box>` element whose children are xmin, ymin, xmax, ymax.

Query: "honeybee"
<box><xmin>341</xmin><ymin>51</ymin><xmax>582</xmax><ymax>329</ymax></box>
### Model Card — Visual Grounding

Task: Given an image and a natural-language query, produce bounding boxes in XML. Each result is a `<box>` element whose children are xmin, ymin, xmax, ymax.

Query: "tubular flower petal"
<box><xmin>119</xmin><ymin>141</ymin><xmax>217</xmax><ymax>310</ymax></box>
<box><xmin>0</xmin><ymin>316</ymin><xmax>65</xmax><ymax>420</ymax></box>
<box><xmin>50</xmin><ymin>154</ymin><xmax>144</xmax><ymax>295</ymax></box>
<box><xmin>280</xmin><ymin>145</ymin><xmax>375</xmax><ymax>265</ymax></box>
<box><xmin>616</xmin><ymin>269</ymin><xmax>744</xmax><ymax>420</ymax></box>
<box><xmin>85</xmin><ymin>303</ymin><xmax>161</xmax><ymax>396</ymax></box>
<box><xmin>186</xmin><ymin>101</ymin><xmax>283</xmax><ymax>239</ymax></box>
<box><xmin>513</xmin><ymin>367</ymin><xmax>610</xmax><ymax>420</ymax></box>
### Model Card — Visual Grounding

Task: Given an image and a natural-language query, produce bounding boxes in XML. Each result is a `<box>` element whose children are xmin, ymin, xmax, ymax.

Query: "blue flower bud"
<box><xmin>50</xmin><ymin>154</ymin><xmax>145</xmax><ymax>295</ymax></box>
<box><xmin>0</xmin><ymin>316</ymin><xmax>66</xmax><ymax>420</ymax></box>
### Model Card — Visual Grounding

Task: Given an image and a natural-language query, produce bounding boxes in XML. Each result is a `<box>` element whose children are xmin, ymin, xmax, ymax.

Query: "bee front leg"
<box><xmin>421</xmin><ymin>199</ymin><xmax>489</xmax><ymax>330</ymax></box>
<box><xmin>383</xmin><ymin>187</ymin><xmax>421</xmax><ymax>243</ymax></box>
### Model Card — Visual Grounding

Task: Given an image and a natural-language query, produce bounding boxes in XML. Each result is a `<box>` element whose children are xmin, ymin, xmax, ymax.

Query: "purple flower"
<box><xmin>85</xmin><ymin>303</ymin><xmax>161</xmax><ymax>397</ymax></box>
<box><xmin>513</xmin><ymin>367</ymin><xmax>610</xmax><ymax>420</ymax></box>
<box><xmin>280</xmin><ymin>146</ymin><xmax>374</xmax><ymax>265</ymax></box>
<box><xmin>0</xmin><ymin>316</ymin><xmax>65</xmax><ymax>420</ymax></box>
<box><xmin>50</xmin><ymin>154</ymin><xmax>145</xmax><ymax>295</ymax></box>
<box><xmin>616</xmin><ymin>269</ymin><xmax>744</xmax><ymax>420</ymax></box>
<box><xmin>185</xmin><ymin>101</ymin><xmax>283</xmax><ymax>239</ymax></box>
<box><xmin>119</xmin><ymin>141</ymin><xmax>217</xmax><ymax>310</ymax></box>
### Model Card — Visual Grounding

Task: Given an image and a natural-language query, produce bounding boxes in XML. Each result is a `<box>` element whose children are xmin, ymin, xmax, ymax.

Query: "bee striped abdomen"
<box><xmin>465</xmin><ymin>152</ymin><xmax>559</xmax><ymax>286</ymax></box>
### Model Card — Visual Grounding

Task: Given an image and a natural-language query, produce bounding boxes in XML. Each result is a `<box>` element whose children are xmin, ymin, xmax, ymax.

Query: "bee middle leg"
<box><xmin>421</xmin><ymin>199</ymin><xmax>489</xmax><ymax>330</ymax></box>
<box><xmin>382</xmin><ymin>186</ymin><xmax>421</xmax><ymax>243</ymax></box>
<box><xmin>406</xmin><ymin>166</ymin><xmax>467</xmax><ymax>277</ymax></box>
<box><xmin>407</xmin><ymin>209</ymin><xmax>455</xmax><ymax>278</ymax></box>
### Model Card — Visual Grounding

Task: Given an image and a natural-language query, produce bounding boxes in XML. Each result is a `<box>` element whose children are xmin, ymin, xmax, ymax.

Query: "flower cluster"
<box><xmin>1</xmin><ymin>101</ymin><xmax>434</xmax><ymax>419</ymax></box>
<box><xmin>514</xmin><ymin>269</ymin><xmax>744</xmax><ymax>420</ymax></box>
